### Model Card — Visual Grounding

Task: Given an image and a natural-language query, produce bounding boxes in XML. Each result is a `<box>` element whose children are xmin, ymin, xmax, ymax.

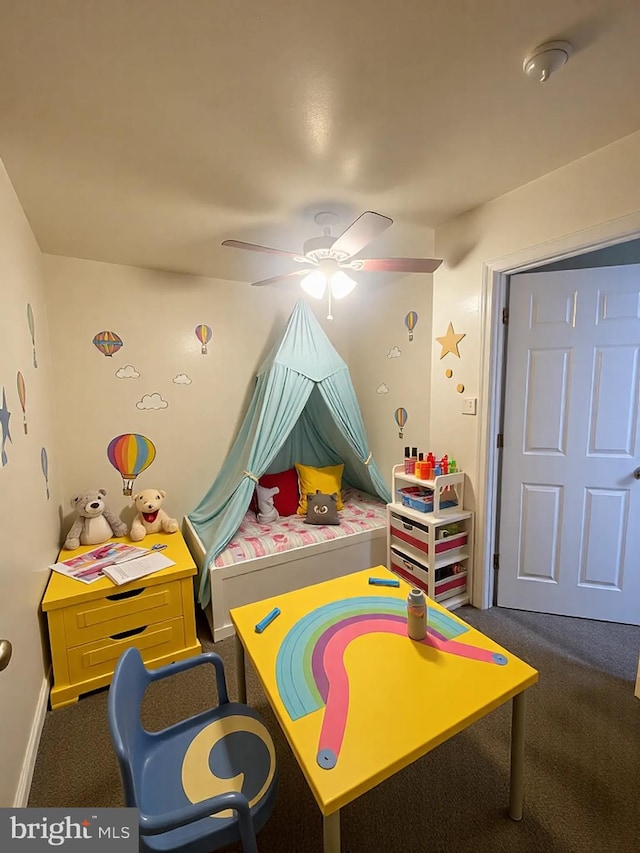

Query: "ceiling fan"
<box><xmin>222</xmin><ymin>211</ymin><xmax>443</xmax><ymax>319</ymax></box>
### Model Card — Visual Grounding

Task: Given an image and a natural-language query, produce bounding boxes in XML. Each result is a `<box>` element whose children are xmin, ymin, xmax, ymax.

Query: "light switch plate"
<box><xmin>462</xmin><ymin>397</ymin><xmax>477</xmax><ymax>415</ymax></box>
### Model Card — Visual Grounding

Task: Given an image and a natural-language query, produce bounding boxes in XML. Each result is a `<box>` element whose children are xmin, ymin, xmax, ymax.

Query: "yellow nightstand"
<box><xmin>42</xmin><ymin>531</ymin><xmax>202</xmax><ymax>710</ymax></box>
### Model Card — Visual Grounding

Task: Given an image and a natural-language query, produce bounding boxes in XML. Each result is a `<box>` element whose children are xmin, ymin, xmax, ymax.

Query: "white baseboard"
<box><xmin>13</xmin><ymin>674</ymin><xmax>50</xmax><ymax>808</ymax></box>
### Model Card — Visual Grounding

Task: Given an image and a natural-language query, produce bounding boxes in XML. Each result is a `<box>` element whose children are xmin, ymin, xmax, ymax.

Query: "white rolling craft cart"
<box><xmin>386</xmin><ymin>464</ymin><xmax>474</xmax><ymax>609</ymax></box>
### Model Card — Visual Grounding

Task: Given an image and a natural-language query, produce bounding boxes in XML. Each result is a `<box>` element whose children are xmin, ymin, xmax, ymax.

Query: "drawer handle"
<box><xmin>402</xmin><ymin>560</ymin><xmax>414</xmax><ymax>571</ymax></box>
<box><xmin>110</xmin><ymin>626</ymin><xmax>148</xmax><ymax>640</ymax></box>
<box><xmin>402</xmin><ymin>523</ymin><xmax>414</xmax><ymax>530</ymax></box>
<box><xmin>106</xmin><ymin>588</ymin><xmax>146</xmax><ymax>601</ymax></box>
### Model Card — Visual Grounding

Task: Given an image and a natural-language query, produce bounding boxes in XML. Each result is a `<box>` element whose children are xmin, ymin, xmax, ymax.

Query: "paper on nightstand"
<box><xmin>49</xmin><ymin>542</ymin><xmax>149</xmax><ymax>583</ymax></box>
<box><xmin>102</xmin><ymin>552</ymin><xmax>175</xmax><ymax>585</ymax></box>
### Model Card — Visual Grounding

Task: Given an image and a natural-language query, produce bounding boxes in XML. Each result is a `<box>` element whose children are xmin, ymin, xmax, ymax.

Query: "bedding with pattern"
<box><xmin>214</xmin><ymin>487</ymin><xmax>386</xmax><ymax>568</ymax></box>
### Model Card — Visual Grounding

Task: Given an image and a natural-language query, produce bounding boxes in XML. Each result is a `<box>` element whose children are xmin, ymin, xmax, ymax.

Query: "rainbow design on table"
<box><xmin>276</xmin><ymin>596</ymin><xmax>508</xmax><ymax>771</ymax></box>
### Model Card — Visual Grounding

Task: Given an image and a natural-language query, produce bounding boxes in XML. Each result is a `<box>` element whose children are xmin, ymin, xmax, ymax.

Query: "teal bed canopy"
<box><xmin>187</xmin><ymin>298</ymin><xmax>391</xmax><ymax>608</ymax></box>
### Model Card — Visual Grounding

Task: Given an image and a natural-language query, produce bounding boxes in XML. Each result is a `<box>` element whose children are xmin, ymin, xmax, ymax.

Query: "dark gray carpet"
<box><xmin>28</xmin><ymin>605</ymin><xmax>640</xmax><ymax>852</ymax></box>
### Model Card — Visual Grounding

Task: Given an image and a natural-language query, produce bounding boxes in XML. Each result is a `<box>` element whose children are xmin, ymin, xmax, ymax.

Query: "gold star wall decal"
<box><xmin>436</xmin><ymin>322</ymin><xmax>466</xmax><ymax>359</ymax></box>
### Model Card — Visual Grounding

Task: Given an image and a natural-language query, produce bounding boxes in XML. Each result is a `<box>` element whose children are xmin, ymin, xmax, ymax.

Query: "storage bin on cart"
<box><xmin>397</xmin><ymin>486</ymin><xmax>458</xmax><ymax>513</ymax></box>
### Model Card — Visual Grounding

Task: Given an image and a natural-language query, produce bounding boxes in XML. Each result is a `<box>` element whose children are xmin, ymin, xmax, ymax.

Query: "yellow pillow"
<box><xmin>295</xmin><ymin>463</ymin><xmax>344</xmax><ymax>515</ymax></box>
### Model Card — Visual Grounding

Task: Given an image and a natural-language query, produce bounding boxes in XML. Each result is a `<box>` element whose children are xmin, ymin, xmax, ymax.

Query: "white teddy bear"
<box><xmin>130</xmin><ymin>488</ymin><xmax>179</xmax><ymax>541</ymax></box>
<box><xmin>256</xmin><ymin>485</ymin><xmax>280</xmax><ymax>524</ymax></box>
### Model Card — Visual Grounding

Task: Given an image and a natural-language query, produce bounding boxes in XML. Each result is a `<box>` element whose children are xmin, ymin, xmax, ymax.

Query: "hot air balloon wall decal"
<box><xmin>404</xmin><ymin>310</ymin><xmax>418</xmax><ymax>341</ymax></box>
<box><xmin>195</xmin><ymin>324</ymin><xmax>212</xmax><ymax>355</ymax></box>
<box><xmin>93</xmin><ymin>330</ymin><xmax>123</xmax><ymax>357</ymax></box>
<box><xmin>17</xmin><ymin>371</ymin><xmax>27</xmax><ymax>434</ymax></box>
<box><xmin>0</xmin><ymin>387</ymin><xmax>11</xmax><ymax>466</ymax></box>
<box><xmin>27</xmin><ymin>303</ymin><xmax>38</xmax><ymax>368</ymax></box>
<box><xmin>107</xmin><ymin>433</ymin><xmax>157</xmax><ymax>495</ymax></box>
<box><xmin>41</xmin><ymin>447</ymin><xmax>50</xmax><ymax>499</ymax></box>
<box><xmin>394</xmin><ymin>407</ymin><xmax>407</xmax><ymax>439</ymax></box>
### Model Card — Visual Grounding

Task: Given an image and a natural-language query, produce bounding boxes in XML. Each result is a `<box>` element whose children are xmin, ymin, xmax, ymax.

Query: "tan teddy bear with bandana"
<box><xmin>130</xmin><ymin>488</ymin><xmax>179</xmax><ymax>541</ymax></box>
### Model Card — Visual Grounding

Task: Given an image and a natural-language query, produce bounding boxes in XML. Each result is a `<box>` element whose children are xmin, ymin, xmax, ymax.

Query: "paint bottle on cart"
<box><xmin>406</xmin><ymin>588</ymin><xmax>427</xmax><ymax>641</ymax></box>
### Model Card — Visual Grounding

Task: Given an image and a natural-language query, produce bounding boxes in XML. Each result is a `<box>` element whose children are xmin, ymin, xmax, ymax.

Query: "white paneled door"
<box><xmin>498</xmin><ymin>265</ymin><xmax>640</xmax><ymax>624</ymax></box>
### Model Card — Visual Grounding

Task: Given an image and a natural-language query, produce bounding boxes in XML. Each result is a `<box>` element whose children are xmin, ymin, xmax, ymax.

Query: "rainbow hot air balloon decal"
<box><xmin>17</xmin><ymin>371</ymin><xmax>27</xmax><ymax>434</ymax></box>
<box><xmin>404</xmin><ymin>310</ymin><xmax>418</xmax><ymax>342</ymax></box>
<box><xmin>93</xmin><ymin>330</ymin><xmax>123</xmax><ymax>357</ymax></box>
<box><xmin>195</xmin><ymin>324</ymin><xmax>212</xmax><ymax>355</ymax></box>
<box><xmin>394</xmin><ymin>406</ymin><xmax>407</xmax><ymax>439</ymax></box>
<box><xmin>107</xmin><ymin>433</ymin><xmax>156</xmax><ymax>495</ymax></box>
<box><xmin>41</xmin><ymin>447</ymin><xmax>50</xmax><ymax>499</ymax></box>
<box><xmin>27</xmin><ymin>303</ymin><xmax>38</xmax><ymax>367</ymax></box>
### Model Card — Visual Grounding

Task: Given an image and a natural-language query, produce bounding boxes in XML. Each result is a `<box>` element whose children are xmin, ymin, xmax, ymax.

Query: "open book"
<box><xmin>101</xmin><ymin>551</ymin><xmax>175</xmax><ymax>585</ymax></box>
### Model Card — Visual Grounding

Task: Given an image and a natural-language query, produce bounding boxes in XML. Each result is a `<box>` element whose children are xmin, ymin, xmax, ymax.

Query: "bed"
<box><xmin>183</xmin><ymin>487</ymin><xmax>388</xmax><ymax>641</ymax></box>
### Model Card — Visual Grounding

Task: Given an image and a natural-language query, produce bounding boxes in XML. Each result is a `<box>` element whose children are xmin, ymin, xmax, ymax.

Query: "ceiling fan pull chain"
<box><xmin>326</xmin><ymin>286</ymin><xmax>333</xmax><ymax>321</ymax></box>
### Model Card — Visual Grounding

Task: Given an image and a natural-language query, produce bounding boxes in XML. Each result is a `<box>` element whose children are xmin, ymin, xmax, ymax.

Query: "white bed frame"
<box><xmin>182</xmin><ymin>516</ymin><xmax>387</xmax><ymax>641</ymax></box>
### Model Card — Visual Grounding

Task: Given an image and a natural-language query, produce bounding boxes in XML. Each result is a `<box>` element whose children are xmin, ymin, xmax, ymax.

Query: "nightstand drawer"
<box><xmin>63</xmin><ymin>581</ymin><xmax>183</xmax><ymax>646</ymax></box>
<box><xmin>67</xmin><ymin>617</ymin><xmax>186</xmax><ymax>684</ymax></box>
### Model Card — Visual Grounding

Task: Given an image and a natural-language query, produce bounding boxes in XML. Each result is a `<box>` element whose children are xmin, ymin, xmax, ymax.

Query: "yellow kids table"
<box><xmin>231</xmin><ymin>566</ymin><xmax>538</xmax><ymax>853</ymax></box>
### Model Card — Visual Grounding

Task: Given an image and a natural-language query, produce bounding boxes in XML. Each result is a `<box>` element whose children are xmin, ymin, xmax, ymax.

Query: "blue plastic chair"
<box><xmin>108</xmin><ymin>648</ymin><xmax>278</xmax><ymax>853</ymax></box>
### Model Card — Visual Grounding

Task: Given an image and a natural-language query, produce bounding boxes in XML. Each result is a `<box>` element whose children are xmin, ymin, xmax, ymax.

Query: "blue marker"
<box><xmin>255</xmin><ymin>607</ymin><xmax>281</xmax><ymax>633</ymax></box>
<box><xmin>368</xmin><ymin>577</ymin><xmax>400</xmax><ymax>587</ymax></box>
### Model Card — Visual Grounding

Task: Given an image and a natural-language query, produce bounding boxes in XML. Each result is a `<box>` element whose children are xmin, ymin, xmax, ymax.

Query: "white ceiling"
<box><xmin>0</xmin><ymin>0</ymin><xmax>639</xmax><ymax>284</ymax></box>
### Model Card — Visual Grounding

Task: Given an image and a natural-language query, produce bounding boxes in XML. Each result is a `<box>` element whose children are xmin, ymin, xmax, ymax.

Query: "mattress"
<box><xmin>213</xmin><ymin>487</ymin><xmax>387</xmax><ymax>568</ymax></box>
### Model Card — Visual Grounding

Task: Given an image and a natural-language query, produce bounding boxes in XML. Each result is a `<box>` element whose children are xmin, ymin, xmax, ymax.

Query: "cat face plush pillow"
<box><xmin>304</xmin><ymin>491</ymin><xmax>340</xmax><ymax>525</ymax></box>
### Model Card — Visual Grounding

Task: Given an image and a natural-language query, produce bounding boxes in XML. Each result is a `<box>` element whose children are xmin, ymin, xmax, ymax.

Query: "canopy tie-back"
<box><xmin>243</xmin><ymin>470</ymin><xmax>259</xmax><ymax>483</ymax></box>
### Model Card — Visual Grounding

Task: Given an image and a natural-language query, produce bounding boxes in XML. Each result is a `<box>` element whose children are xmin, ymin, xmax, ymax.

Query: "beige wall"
<box><xmin>43</xmin><ymin>256</ymin><xmax>353</xmax><ymax>529</ymax></box>
<box><xmin>432</xmin><ymin>129</ymin><xmax>640</xmax><ymax>596</ymax></box>
<box><xmin>0</xmin><ymin>160</ymin><xmax>60</xmax><ymax>805</ymax></box>
<box><xmin>347</xmin><ymin>259</ymin><xmax>434</xmax><ymax>488</ymax></box>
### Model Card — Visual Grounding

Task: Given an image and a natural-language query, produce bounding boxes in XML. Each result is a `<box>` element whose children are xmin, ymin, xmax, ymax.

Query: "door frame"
<box><xmin>475</xmin><ymin>211</ymin><xmax>640</xmax><ymax>609</ymax></box>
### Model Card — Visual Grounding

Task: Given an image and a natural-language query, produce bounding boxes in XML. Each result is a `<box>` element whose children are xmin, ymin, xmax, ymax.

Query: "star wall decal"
<box><xmin>0</xmin><ymin>387</ymin><xmax>12</xmax><ymax>466</ymax></box>
<box><xmin>436</xmin><ymin>322</ymin><xmax>466</xmax><ymax>359</ymax></box>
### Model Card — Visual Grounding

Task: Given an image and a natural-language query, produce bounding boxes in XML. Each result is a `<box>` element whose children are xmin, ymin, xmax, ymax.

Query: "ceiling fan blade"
<box><xmin>251</xmin><ymin>270</ymin><xmax>309</xmax><ymax>287</ymax></box>
<box><xmin>222</xmin><ymin>239</ymin><xmax>301</xmax><ymax>259</ymax></box>
<box><xmin>331</xmin><ymin>211</ymin><xmax>393</xmax><ymax>259</ymax></box>
<box><xmin>356</xmin><ymin>257</ymin><xmax>443</xmax><ymax>273</ymax></box>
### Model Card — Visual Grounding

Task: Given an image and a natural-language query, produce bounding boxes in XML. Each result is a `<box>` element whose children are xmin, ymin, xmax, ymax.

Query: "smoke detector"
<box><xmin>523</xmin><ymin>40</ymin><xmax>573</xmax><ymax>83</ymax></box>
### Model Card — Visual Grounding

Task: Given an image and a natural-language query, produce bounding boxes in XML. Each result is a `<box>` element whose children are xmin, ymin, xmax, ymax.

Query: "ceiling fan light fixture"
<box><xmin>222</xmin><ymin>209</ymin><xmax>443</xmax><ymax>296</ymax></box>
<box><xmin>301</xmin><ymin>270</ymin><xmax>327</xmax><ymax>299</ymax></box>
<box><xmin>330</xmin><ymin>270</ymin><xmax>357</xmax><ymax>299</ymax></box>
